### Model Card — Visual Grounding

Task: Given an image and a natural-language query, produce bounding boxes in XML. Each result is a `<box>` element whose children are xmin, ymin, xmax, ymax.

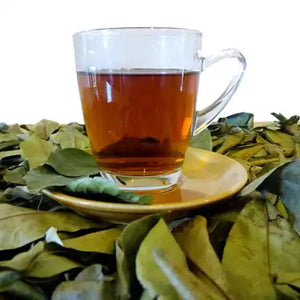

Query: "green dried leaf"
<box><xmin>152</xmin><ymin>249</ymin><xmax>223</xmax><ymax>299</ymax></box>
<box><xmin>0</xmin><ymin>149</ymin><xmax>21</xmax><ymax>160</ymax></box>
<box><xmin>62</xmin><ymin>228</ymin><xmax>122</xmax><ymax>254</ymax></box>
<box><xmin>51</xmin><ymin>280</ymin><xmax>114</xmax><ymax>300</ymax></box>
<box><xmin>0</xmin><ymin>280</ymin><xmax>47</xmax><ymax>300</ymax></box>
<box><xmin>115</xmin><ymin>242</ymin><xmax>128</xmax><ymax>299</ymax></box>
<box><xmin>0</xmin><ymin>133</ymin><xmax>19</xmax><ymax>143</ymax></box>
<box><xmin>3</xmin><ymin>163</ymin><xmax>28</xmax><ymax>184</ymax></box>
<box><xmin>265</xmin><ymin>130</ymin><xmax>295</xmax><ymax>156</ymax></box>
<box><xmin>208</xmin><ymin>211</ymin><xmax>238</xmax><ymax>260</ymax></box>
<box><xmin>267</xmin><ymin>202</ymin><xmax>300</xmax><ymax>290</ymax></box>
<box><xmin>0</xmin><ymin>204</ymin><xmax>101</xmax><ymax>250</ymax></box>
<box><xmin>295</xmin><ymin>142</ymin><xmax>300</xmax><ymax>158</ymax></box>
<box><xmin>24</xmin><ymin>166</ymin><xmax>77</xmax><ymax>193</ymax></box>
<box><xmin>136</xmin><ymin>218</ymin><xmax>187</xmax><ymax>299</ymax></box>
<box><xmin>1</xmin><ymin>186</ymin><xmax>64</xmax><ymax>211</ymax></box>
<box><xmin>240</xmin><ymin>161</ymin><xmax>285</xmax><ymax>196</ymax></box>
<box><xmin>0</xmin><ymin>269</ymin><xmax>21</xmax><ymax>288</ymax></box>
<box><xmin>276</xmin><ymin>273</ymin><xmax>300</xmax><ymax>289</ymax></box>
<box><xmin>50</xmin><ymin>264</ymin><xmax>116</xmax><ymax>299</ymax></box>
<box><xmin>140</xmin><ymin>289</ymin><xmax>153</xmax><ymax>300</ymax></box>
<box><xmin>222</xmin><ymin>199</ymin><xmax>276</xmax><ymax>299</ymax></box>
<box><xmin>257</xmin><ymin>159</ymin><xmax>300</xmax><ymax>234</ymax></box>
<box><xmin>274</xmin><ymin>284</ymin><xmax>300</xmax><ymax>299</ymax></box>
<box><xmin>0</xmin><ymin>122</ymin><xmax>8</xmax><ymax>133</ymax></box>
<box><xmin>50</xmin><ymin>126</ymin><xmax>90</xmax><ymax>150</ymax></box>
<box><xmin>248</xmin><ymin>156</ymin><xmax>279</xmax><ymax>166</ymax></box>
<box><xmin>46</xmin><ymin>148</ymin><xmax>98</xmax><ymax>177</ymax></box>
<box><xmin>32</xmin><ymin>119</ymin><xmax>59</xmax><ymax>140</ymax></box>
<box><xmin>218</xmin><ymin>112</ymin><xmax>254</xmax><ymax>129</ymax></box>
<box><xmin>212</xmin><ymin>137</ymin><xmax>225</xmax><ymax>149</ymax></box>
<box><xmin>8</xmin><ymin>124</ymin><xmax>27</xmax><ymax>135</ymax></box>
<box><xmin>227</xmin><ymin>144</ymin><xmax>265</xmax><ymax>161</ymax></box>
<box><xmin>26</xmin><ymin>250</ymin><xmax>81</xmax><ymax>278</ymax></box>
<box><xmin>0</xmin><ymin>140</ymin><xmax>20</xmax><ymax>151</ymax></box>
<box><xmin>0</xmin><ymin>242</ymin><xmax>44</xmax><ymax>271</ymax></box>
<box><xmin>75</xmin><ymin>264</ymin><xmax>113</xmax><ymax>282</ymax></box>
<box><xmin>44</xmin><ymin>242</ymin><xmax>115</xmax><ymax>271</ymax></box>
<box><xmin>240</xmin><ymin>131</ymin><xmax>257</xmax><ymax>144</ymax></box>
<box><xmin>117</xmin><ymin>214</ymin><xmax>160</xmax><ymax>299</ymax></box>
<box><xmin>216</xmin><ymin>131</ymin><xmax>245</xmax><ymax>154</ymax></box>
<box><xmin>189</xmin><ymin>129</ymin><xmax>212</xmax><ymax>151</ymax></box>
<box><xmin>274</xmin><ymin>198</ymin><xmax>289</xmax><ymax>218</ymax></box>
<box><xmin>272</xmin><ymin>112</ymin><xmax>300</xmax><ymax>135</ymax></box>
<box><xmin>66</xmin><ymin>177</ymin><xmax>152</xmax><ymax>205</ymax></box>
<box><xmin>252</xmin><ymin>147</ymin><xmax>269</xmax><ymax>158</ymax></box>
<box><xmin>20</xmin><ymin>134</ymin><xmax>53</xmax><ymax>169</ymax></box>
<box><xmin>173</xmin><ymin>216</ymin><xmax>231</xmax><ymax>297</ymax></box>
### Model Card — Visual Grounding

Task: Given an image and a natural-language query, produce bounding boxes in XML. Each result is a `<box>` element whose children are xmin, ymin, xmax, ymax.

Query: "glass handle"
<box><xmin>193</xmin><ymin>49</ymin><xmax>247</xmax><ymax>136</ymax></box>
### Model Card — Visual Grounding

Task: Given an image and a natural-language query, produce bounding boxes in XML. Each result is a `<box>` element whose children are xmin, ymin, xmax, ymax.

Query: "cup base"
<box><xmin>99</xmin><ymin>168</ymin><xmax>181</xmax><ymax>191</ymax></box>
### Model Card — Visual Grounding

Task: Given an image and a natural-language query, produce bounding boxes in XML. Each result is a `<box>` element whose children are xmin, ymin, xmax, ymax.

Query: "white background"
<box><xmin>0</xmin><ymin>0</ymin><xmax>299</xmax><ymax>124</ymax></box>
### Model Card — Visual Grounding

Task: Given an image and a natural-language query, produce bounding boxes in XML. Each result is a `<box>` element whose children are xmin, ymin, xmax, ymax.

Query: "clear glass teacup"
<box><xmin>73</xmin><ymin>27</ymin><xmax>246</xmax><ymax>190</ymax></box>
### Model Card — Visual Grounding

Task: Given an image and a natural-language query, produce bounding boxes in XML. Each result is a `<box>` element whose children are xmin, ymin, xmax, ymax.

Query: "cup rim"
<box><xmin>73</xmin><ymin>27</ymin><xmax>203</xmax><ymax>38</ymax></box>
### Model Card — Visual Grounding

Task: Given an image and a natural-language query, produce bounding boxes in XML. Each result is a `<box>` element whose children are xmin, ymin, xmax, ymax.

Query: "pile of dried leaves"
<box><xmin>0</xmin><ymin>112</ymin><xmax>299</xmax><ymax>299</ymax></box>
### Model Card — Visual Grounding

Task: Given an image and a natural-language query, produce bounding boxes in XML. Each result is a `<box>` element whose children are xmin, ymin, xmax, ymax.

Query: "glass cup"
<box><xmin>73</xmin><ymin>27</ymin><xmax>246</xmax><ymax>191</ymax></box>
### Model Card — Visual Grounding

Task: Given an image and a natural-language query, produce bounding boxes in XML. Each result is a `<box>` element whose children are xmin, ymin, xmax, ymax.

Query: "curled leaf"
<box><xmin>136</xmin><ymin>218</ymin><xmax>187</xmax><ymax>299</ymax></box>
<box><xmin>173</xmin><ymin>216</ymin><xmax>231</xmax><ymax>297</ymax></box>
<box><xmin>66</xmin><ymin>177</ymin><xmax>152</xmax><ymax>205</ymax></box>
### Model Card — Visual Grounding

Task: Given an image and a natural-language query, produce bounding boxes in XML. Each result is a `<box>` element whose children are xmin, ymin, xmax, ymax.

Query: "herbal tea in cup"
<box><xmin>73</xmin><ymin>27</ymin><xmax>246</xmax><ymax>190</ymax></box>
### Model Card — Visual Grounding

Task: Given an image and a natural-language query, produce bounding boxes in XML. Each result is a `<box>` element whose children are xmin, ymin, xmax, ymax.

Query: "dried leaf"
<box><xmin>0</xmin><ymin>149</ymin><xmax>21</xmax><ymax>160</ymax></box>
<box><xmin>0</xmin><ymin>269</ymin><xmax>21</xmax><ymax>287</ymax></box>
<box><xmin>0</xmin><ymin>280</ymin><xmax>47</xmax><ymax>300</ymax></box>
<box><xmin>3</xmin><ymin>163</ymin><xmax>28</xmax><ymax>184</ymax></box>
<box><xmin>46</xmin><ymin>148</ymin><xmax>98</xmax><ymax>177</ymax></box>
<box><xmin>227</xmin><ymin>144</ymin><xmax>265</xmax><ymax>161</ymax></box>
<box><xmin>152</xmin><ymin>249</ymin><xmax>223</xmax><ymax>299</ymax></box>
<box><xmin>0</xmin><ymin>204</ymin><xmax>101</xmax><ymax>250</ymax></box>
<box><xmin>62</xmin><ymin>228</ymin><xmax>122</xmax><ymax>254</ymax></box>
<box><xmin>24</xmin><ymin>166</ymin><xmax>77</xmax><ymax>193</ymax></box>
<box><xmin>216</xmin><ymin>131</ymin><xmax>245</xmax><ymax>154</ymax></box>
<box><xmin>50</xmin><ymin>126</ymin><xmax>90</xmax><ymax>150</ymax></box>
<box><xmin>26</xmin><ymin>250</ymin><xmax>81</xmax><ymax>278</ymax></box>
<box><xmin>51</xmin><ymin>280</ymin><xmax>113</xmax><ymax>300</ymax></box>
<box><xmin>189</xmin><ymin>129</ymin><xmax>212</xmax><ymax>151</ymax></box>
<box><xmin>75</xmin><ymin>264</ymin><xmax>113</xmax><ymax>282</ymax></box>
<box><xmin>257</xmin><ymin>159</ymin><xmax>300</xmax><ymax>234</ymax></box>
<box><xmin>218</xmin><ymin>112</ymin><xmax>254</xmax><ymax>129</ymax></box>
<box><xmin>66</xmin><ymin>177</ymin><xmax>152</xmax><ymax>205</ymax></box>
<box><xmin>222</xmin><ymin>199</ymin><xmax>276</xmax><ymax>299</ymax></box>
<box><xmin>267</xmin><ymin>203</ymin><xmax>300</xmax><ymax>290</ymax></box>
<box><xmin>0</xmin><ymin>140</ymin><xmax>20</xmax><ymax>151</ymax></box>
<box><xmin>136</xmin><ymin>218</ymin><xmax>186</xmax><ymax>299</ymax></box>
<box><xmin>173</xmin><ymin>216</ymin><xmax>231</xmax><ymax>297</ymax></box>
<box><xmin>0</xmin><ymin>242</ymin><xmax>44</xmax><ymax>271</ymax></box>
<box><xmin>265</xmin><ymin>130</ymin><xmax>295</xmax><ymax>156</ymax></box>
<box><xmin>117</xmin><ymin>214</ymin><xmax>160</xmax><ymax>299</ymax></box>
<box><xmin>20</xmin><ymin>134</ymin><xmax>53</xmax><ymax>169</ymax></box>
<box><xmin>0</xmin><ymin>133</ymin><xmax>19</xmax><ymax>143</ymax></box>
<box><xmin>32</xmin><ymin>120</ymin><xmax>59</xmax><ymax>140</ymax></box>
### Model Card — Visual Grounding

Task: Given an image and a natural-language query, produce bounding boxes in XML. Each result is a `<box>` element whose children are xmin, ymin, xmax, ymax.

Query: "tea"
<box><xmin>77</xmin><ymin>70</ymin><xmax>200</xmax><ymax>176</ymax></box>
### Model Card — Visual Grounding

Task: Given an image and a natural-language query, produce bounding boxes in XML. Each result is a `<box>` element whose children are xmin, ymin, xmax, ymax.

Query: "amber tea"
<box><xmin>77</xmin><ymin>70</ymin><xmax>200</xmax><ymax>176</ymax></box>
